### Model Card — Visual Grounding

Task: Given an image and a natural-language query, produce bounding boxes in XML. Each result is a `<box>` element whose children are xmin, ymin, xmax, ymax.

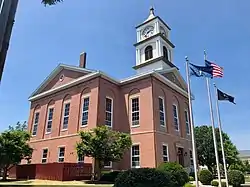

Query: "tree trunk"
<box><xmin>91</xmin><ymin>158</ymin><xmax>95</xmax><ymax>181</ymax></box>
<box><xmin>2</xmin><ymin>167</ymin><xmax>8</xmax><ymax>181</ymax></box>
<box><xmin>91</xmin><ymin>158</ymin><xmax>101</xmax><ymax>181</ymax></box>
<box><xmin>94</xmin><ymin>159</ymin><xmax>101</xmax><ymax>181</ymax></box>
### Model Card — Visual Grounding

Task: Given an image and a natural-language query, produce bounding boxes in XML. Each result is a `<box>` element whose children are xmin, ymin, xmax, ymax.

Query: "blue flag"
<box><xmin>189</xmin><ymin>63</ymin><xmax>213</xmax><ymax>78</ymax></box>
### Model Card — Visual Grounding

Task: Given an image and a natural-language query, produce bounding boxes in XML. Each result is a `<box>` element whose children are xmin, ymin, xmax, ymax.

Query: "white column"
<box><xmin>158</xmin><ymin>40</ymin><xmax>162</xmax><ymax>57</ymax></box>
<box><xmin>156</xmin><ymin>40</ymin><xmax>159</xmax><ymax>57</ymax></box>
<box><xmin>136</xmin><ymin>49</ymin><xmax>140</xmax><ymax>65</ymax></box>
<box><xmin>137</xmin><ymin>30</ymin><xmax>140</xmax><ymax>42</ymax></box>
<box><xmin>168</xmin><ymin>49</ymin><xmax>171</xmax><ymax>62</ymax></box>
<box><xmin>155</xmin><ymin>21</ymin><xmax>159</xmax><ymax>34</ymax></box>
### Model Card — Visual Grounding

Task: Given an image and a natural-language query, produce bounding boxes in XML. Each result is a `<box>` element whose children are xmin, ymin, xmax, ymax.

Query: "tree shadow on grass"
<box><xmin>85</xmin><ymin>180</ymin><xmax>114</xmax><ymax>184</ymax></box>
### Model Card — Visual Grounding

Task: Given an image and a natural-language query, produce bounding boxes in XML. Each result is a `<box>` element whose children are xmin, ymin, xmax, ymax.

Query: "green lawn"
<box><xmin>0</xmin><ymin>183</ymin><xmax>112</xmax><ymax>187</ymax></box>
<box><xmin>0</xmin><ymin>179</ymin><xmax>113</xmax><ymax>187</ymax></box>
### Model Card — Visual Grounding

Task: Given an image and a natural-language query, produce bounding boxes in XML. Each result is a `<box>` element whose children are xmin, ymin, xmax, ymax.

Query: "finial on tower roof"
<box><xmin>150</xmin><ymin>6</ymin><xmax>155</xmax><ymax>15</ymax></box>
<box><xmin>144</xmin><ymin>6</ymin><xmax>156</xmax><ymax>22</ymax></box>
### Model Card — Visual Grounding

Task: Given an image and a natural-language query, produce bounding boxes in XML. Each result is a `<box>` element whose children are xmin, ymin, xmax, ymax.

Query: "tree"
<box><xmin>243</xmin><ymin>160</ymin><xmax>250</xmax><ymax>173</ymax></box>
<box><xmin>8</xmin><ymin>121</ymin><xmax>27</xmax><ymax>131</ymax></box>
<box><xmin>42</xmin><ymin>0</ymin><xmax>63</xmax><ymax>6</ymax></box>
<box><xmin>76</xmin><ymin>125</ymin><xmax>132</xmax><ymax>181</ymax></box>
<box><xmin>195</xmin><ymin>125</ymin><xmax>239</xmax><ymax>173</ymax></box>
<box><xmin>229</xmin><ymin>160</ymin><xmax>245</xmax><ymax>173</ymax></box>
<box><xmin>0</xmin><ymin>122</ymin><xmax>33</xmax><ymax>180</ymax></box>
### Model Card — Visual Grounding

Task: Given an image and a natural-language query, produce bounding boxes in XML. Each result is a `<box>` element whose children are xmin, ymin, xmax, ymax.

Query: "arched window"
<box><xmin>163</xmin><ymin>46</ymin><xmax>168</xmax><ymax>61</ymax></box>
<box><xmin>145</xmin><ymin>45</ymin><xmax>153</xmax><ymax>60</ymax></box>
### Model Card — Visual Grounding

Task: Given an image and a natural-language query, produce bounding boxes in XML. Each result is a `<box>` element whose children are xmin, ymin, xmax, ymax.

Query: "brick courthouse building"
<box><xmin>27</xmin><ymin>8</ymin><xmax>193</xmax><ymax>171</ymax></box>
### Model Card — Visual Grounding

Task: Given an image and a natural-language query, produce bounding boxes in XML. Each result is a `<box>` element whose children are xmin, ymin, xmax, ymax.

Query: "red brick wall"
<box><xmin>27</xmin><ymin>73</ymin><xmax>192</xmax><ymax>170</ymax></box>
<box><xmin>9</xmin><ymin>163</ymin><xmax>92</xmax><ymax>181</ymax></box>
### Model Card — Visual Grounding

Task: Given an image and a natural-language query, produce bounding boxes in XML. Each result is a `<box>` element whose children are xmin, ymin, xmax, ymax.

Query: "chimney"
<box><xmin>79</xmin><ymin>52</ymin><xmax>87</xmax><ymax>68</ymax></box>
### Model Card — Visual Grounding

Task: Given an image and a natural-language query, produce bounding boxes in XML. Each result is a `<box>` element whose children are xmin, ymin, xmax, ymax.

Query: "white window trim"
<box><xmin>105</xmin><ymin>96</ymin><xmax>113</xmax><ymax>128</ymax></box>
<box><xmin>159</xmin><ymin>96</ymin><xmax>166</xmax><ymax>127</ymax></box>
<box><xmin>162</xmin><ymin>143</ymin><xmax>169</xmax><ymax>162</ymax></box>
<box><xmin>189</xmin><ymin>149</ymin><xmax>194</xmax><ymax>167</ymax></box>
<box><xmin>61</xmin><ymin>101</ymin><xmax>70</xmax><ymax>130</ymax></box>
<box><xmin>184</xmin><ymin>109</ymin><xmax>190</xmax><ymax>135</ymax></box>
<box><xmin>32</xmin><ymin>111</ymin><xmax>40</xmax><ymax>136</ymax></box>
<box><xmin>45</xmin><ymin>106</ymin><xmax>54</xmax><ymax>134</ymax></box>
<box><xmin>173</xmin><ymin>104</ymin><xmax>180</xmax><ymax>131</ymax></box>
<box><xmin>131</xmin><ymin>143</ymin><xmax>140</xmax><ymax>168</ymax></box>
<box><xmin>176</xmin><ymin>144</ymin><xmax>184</xmax><ymax>149</ymax></box>
<box><xmin>41</xmin><ymin>148</ymin><xmax>49</xmax><ymax>163</ymax></box>
<box><xmin>80</xmin><ymin>94</ymin><xmax>90</xmax><ymax>127</ymax></box>
<box><xmin>130</xmin><ymin>95</ymin><xmax>140</xmax><ymax>128</ymax></box>
<box><xmin>104</xmin><ymin>161</ymin><xmax>112</xmax><ymax>168</ymax></box>
<box><xmin>58</xmin><ymin>146</ymin><xmax>65</xmax><ymax>162</ymax></box>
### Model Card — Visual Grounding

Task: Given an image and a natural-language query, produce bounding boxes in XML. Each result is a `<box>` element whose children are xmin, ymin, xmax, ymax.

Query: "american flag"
<box><xmin>205</xmin><ymin>60</ymin><xmax>223</xmax><ymax>78</ymax></box>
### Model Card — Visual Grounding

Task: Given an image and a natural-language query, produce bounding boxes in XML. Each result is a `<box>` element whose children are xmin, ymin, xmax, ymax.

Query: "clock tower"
<box><xmin>134</xmin><ymin>7</ymin><xmax>176</xmax><ymax>74</ymax></box>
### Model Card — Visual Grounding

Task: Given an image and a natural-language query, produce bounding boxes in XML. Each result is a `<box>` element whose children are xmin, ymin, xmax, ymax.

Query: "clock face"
<box><xmin>142</xmin><ymin>26</ymin><xmax>154</xmax><ymax>38</ymax></box>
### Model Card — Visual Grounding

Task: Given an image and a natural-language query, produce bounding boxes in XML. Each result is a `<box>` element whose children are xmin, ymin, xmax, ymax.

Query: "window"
<box><xmin>62</xmin><ymin>103</ymin><xmax>70</xmax><ymax>130</ymax></box>
<box><xmin>131</xmin><ymin>145</ymin><xmax>140</xmax><ymax>168</ymax></box>
<box><xmin>145</xmin><ymin>45</ymin><xmax>153</xmax><ymax>60</ymax></box>
<box><xmin>185</xmin><ymin>110</ymin><xmax>190</xmax><ymax>135</ymax></box>
<box><xmin>173</xmin><ymin>104</ymin><xmax>179</xmax><ymax>131</ymax></box>
<box><xmin>190</xmin><ymin>150</ymin><xmax>193</xmax><ymax>166</ymax></box>
<box><xmin>105</xmin><ymin>97</ymin><xmax>113</xmax><ymax>127</ymax></box>
<box><xmin>42</xmin><ymin>149</ymin><xmax>48</xmax><ymax>163</ymax></box>
<box><xmin>162</xmin><ymin>144</ymin><xmax>169</xmax><ymax>162</ymax></box>
<box><xmin>46</xmin><ymin>108</ymin><xmax>54</xmax><ymax>133</ymax></box>
<box><xmin>78</xmin><ymin>155</ymin><xmax>84</xmax><ymax>163</ymax></box>
<box><xmin>32</xmin><ymin>112</ymin><xmax>40</xmax><ymax>136</ymax></box>
<box><xmin>159</xmin><ymin>97</ymin><xmax>166</xmax><ymax>127</ymax></box>
<box><xmin>131</xmin><ymin>97</ymin><xmax>140</xmax><ymax>127</ymax></box>
<box><xmin>81</xmin><ymin>97</ymin><xmax>89</xmax><ymax>126</ymax></box>
<box><xmin>58</xmin><ymin>147</ymin><xmax>65</xmax><ymax>162</ymax></box>
<box><xmin>163</xmin><ymin>46</ymin><xmax>168</xmax><ymax>61</ymax></box>
<box><xmin>104</xmin><ymin>161</ymin><xmax>112</xmax><ymax>168</ymax></box>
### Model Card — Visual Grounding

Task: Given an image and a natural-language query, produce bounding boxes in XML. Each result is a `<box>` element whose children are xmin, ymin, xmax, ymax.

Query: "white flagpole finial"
<box><xmin>204</xmin><ymin>50</ymin><xmax>207</xmax><ymax>61</ymax></box>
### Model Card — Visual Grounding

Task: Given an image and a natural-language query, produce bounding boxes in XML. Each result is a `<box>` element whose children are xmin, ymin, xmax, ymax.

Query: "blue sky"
<box><xmin>0</xmin><ymin>0</ymin><xmax>249</xmax><ymax>150</ymax></box>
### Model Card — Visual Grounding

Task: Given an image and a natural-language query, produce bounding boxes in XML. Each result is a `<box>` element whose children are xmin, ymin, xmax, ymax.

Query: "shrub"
<box><xmin>229</xmin><ymin>163</ymin><xmax>245</xmax><ymax>173</ymax></box>
<box><xmin>211</xmin><ymin>180</ymin><xmax>219</xmax><ymax>186</ymax></box>
<box><xmin>114</xmin><ymin>168</ymin><xmax>174</xmax><ymax>187</ymax></box>
<box><xmin>198</xmin><ymin>169</ymin><xmax>213</xmax><ymax>185</ymax></box>
<box><xmin>100</xmin><ymin>171</ymin><xmax>121</xmax><ymax>182</ymax></box>
<box><xmin>189</xmin><ymin>171</ymin><xmax>195</xmax><ymax>178</ymax></box>
<box><xmin>189</xmin><ymin>176</ymin><xmax>194</xmax><ymax>181</ymax></box>
<box><xmin>158</xmin><ymin>162</ymin><xmax>189</xmax><ymax>187</ymax></box>
<box><xmin>228</xmin><ymin>170</ymin><xmax>245</xmax><ymax>187</ymax></box>
<box><xmin>184</xmin><ymin>183</ymin><xmax>195</xmax><ymax>187</ymax></box>
<box><xmin>221</xmin><ymin>181</ymin><xmax>227</xmax><ymax>187</ymax></box>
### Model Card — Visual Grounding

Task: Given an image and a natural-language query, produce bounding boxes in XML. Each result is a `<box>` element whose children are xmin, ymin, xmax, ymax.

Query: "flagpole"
<box><xmin>204</xmin><ymin>50</ymin><xmax>222</xmax><ymax>187</ymax></box>
<box><xmin>185</xmin><ymin>56</ymin><xmax>199</xmax><ymax>187</ymax></box>
<box><xmin>214</xmin><ymin>83</ymin><xmax>229</xmax><ymax>187</ymax></box>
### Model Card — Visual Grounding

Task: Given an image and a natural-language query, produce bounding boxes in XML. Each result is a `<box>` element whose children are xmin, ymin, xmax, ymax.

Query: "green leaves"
<box><xmin>195</xmin><ymin>125</ymin><xmax>239</xmax><ymax>172</ymax></box>
<box><xmin>76</xmin><ymin>125</ymin><xmax>132</xmax><ymax>181</ymax></box>
<box><xmin>0</xmin><ymin>122</ymin><xmax>33</xmax><ymax>179</ymax></box>
<box><xmin>76</xmin><ymin>125</ymin><xmax>132</xmax><ymax>163</ymax></box>
<box><xmin>41</xmin><ymin>0</ymin><xmax>63</xmax><ymax>6</ymax></box>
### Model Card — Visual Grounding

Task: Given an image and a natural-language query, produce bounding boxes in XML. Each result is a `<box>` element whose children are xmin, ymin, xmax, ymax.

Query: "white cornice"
<box><xmin>153</xmin><ymin>72</ymin><xmax>188</xmax><ymax>98</ymax></box>
<box><xmin>29</xmin><ymin>64</ymin><xmax>96</xmax><ymax>98</ymax></box>
<box><xmin>29</xmin><ymin>69</ymin><xmax>190</xmax><ymax>102</ymax></box>
<box><xmin>28</xmin><ymin>72</ymin><xmax>100</xmax><ymax>101</ymax></box>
